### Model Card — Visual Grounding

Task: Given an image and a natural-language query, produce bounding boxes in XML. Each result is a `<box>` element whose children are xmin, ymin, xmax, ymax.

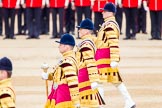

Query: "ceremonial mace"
<box><xmin>41</xmin><ymin>63</ymin><xmax>49</xmax><ymax>99</ymax></box>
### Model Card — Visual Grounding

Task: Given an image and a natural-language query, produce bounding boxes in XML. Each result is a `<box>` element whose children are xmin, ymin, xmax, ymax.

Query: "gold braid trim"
<box><xmin>78</xmin><ymin>81</ymin><xmax>91</xmax><ymax>89</ymax></box>
<box><xmin>55</xmin><ymin>101</ymin><xmax>75</xmax><ymax>108</ymax></box>
<box><xmin>80</xmin><ymin>89</ymin><xmax>100</xmax><ymax>107</ymax></box>
<box><xmin>99</xmin><ymin>67</ymin><xmax>122</xmax><ymax>83</ymax></box>
<box><xmin>79</xmin><ymin>89</ymin><xmax>93</xmax><ymax>97</ymax></box>
<box><xmin>45</xmin><ymin>99</ymin><xmax>75</xmax><ymax>108</ymax></box>
<box><xmin>96</xmin><ymin>58</ymin><xmax>111</xmax><ymax>65</ymax></box>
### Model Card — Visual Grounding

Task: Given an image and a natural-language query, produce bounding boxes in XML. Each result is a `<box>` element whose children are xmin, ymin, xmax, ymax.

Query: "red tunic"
<box><xmin>147</xmin><ymin>0</ymin><xmax>162</xmax><ymax>11</ymax></box>
<box><xmin>122</xmin><ymin>0</ymin><xmax>139</xmax><ymax>8</ymax></box>
<box><xmin>49</xmin><ymin>0</ymin><xmax>65</xmax><ymax>8</ymax></box>
<box><xmin>74</xmin><ymin>0</ymin><xmax>91</xmax><ymax>6</ymax></box>
<box><xmin>108</xmin><ymin>0</ymin><xmax>117</xmax><ymax>4</ymax></box>
<box><xmin>26</xmin><ymin>0</ymin><xmax>42</xmax><ymax>8</ymax></box>
<box><xmin>2</xmin><ymin>0</ymin><xmax>17</xmax><ymax>8</ymax></box>
<box><xmin>92</xmin><ymin>0</ymin><xmax>107</xmax><ymax>12</ymax></box>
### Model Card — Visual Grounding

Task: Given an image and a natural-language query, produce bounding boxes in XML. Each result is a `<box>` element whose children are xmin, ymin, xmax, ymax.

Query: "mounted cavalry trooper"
<box><xmin>95</xmin><ymin>3</ymin><xmax>136</xmax><ymax>108</ymax></box>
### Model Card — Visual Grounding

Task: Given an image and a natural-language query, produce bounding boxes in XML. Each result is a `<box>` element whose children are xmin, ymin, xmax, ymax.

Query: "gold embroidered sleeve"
<box><xmin>0</xmin><ymin>88</ymin><xmax>15</xmax><ymax>108</ymax></box>
<box><xmin>61</xmin><ymin>60</ymin><xmax>80</xmax><ymax>105</ymax></box>
<box><xmin>80</xmin><ymin>43</ymin><xmax>99</xmax><ymax>82</ymax></box>
<box><xmin>48</xmin><ymin>66</ymin><xmax>62</xmax><ymax>82</ymax></box>
<box><xmin>105</xmin><ymin>24</ymin><xmax>120</xmax><ymax>62</ymax></box>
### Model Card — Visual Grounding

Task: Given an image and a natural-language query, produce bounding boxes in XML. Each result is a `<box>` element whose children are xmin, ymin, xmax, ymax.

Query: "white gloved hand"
<box><xmin>143</xmin><ymin>5</ymin><xmax>149</xmax><ymax>11</ymax></box>
<box><xmin>110</xmin><ymin>61</ymin><xmax>118</xmax><ymax>68</ymax></box>
<box><xmin>117</xmin><ymin>0</ymin><xmax>122</xmax><ymax>8</ymax></box>
<box><xmin>41</xmin><ymin>72</ymin><xmax>48</xmax><ymax>80</ymax></box>
<box><xmin>54</xmin><ymin>83</ymin><xmax>58</xmax><ymax>89</ymax></box>
<box><xmin>91</xmin><ymin>0</ymin><xmax>94</xmax><ymax>9</ymax></box>
<box><xmin>91</xmin><ymin>82</ymin><xmax>98</xmax><ymax>90</ymax></box>
<box><xmin>143</xmin><ymin>1</ymin><xmax>149</xmax><ymax>11</ymax></box>
<box><xmin>75</xmin><ymin>103</ymin><xmax>80</xmax><ymax>108</ymax></box>
<box><xmin>71</xmin><ymin>2</ymin><xmax>75</xmax><ymax>10</ymax></box>
<box><xmin>64</xmin><ymin>0</ymin><xmax>69</xmax><ymax>9</ymax></box>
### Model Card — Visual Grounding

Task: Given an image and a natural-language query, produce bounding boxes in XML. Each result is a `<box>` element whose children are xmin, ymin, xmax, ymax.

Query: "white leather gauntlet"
<box><xmin>110</xmin><ymin>61</ymin><xmax>118</xmax><ymax>68</ymax></box>
<box><xmin>75</xmin><ymin>103</ymin><xmax>80</xmax><ymax>108</ymax></box>
<box><xmin>41</xmin><ymin>72</ymin><xmax>48</xmax><ymax>80</ymax></box>
<box><xmin>91</xmin><ymin>82</ymin><xmax>98</xmax><ymax>90</ymax></box>
<box><xmin>143</xmin><ymin>1</ymin><xmax>149</xmax><ymax>11</ymax></box>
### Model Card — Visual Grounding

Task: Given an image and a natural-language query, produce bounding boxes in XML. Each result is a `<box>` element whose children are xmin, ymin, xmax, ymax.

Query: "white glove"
<box><xmin>91</xmin><ymin>0</ymin><xmax>94</xmax><ymax>9</ymax></box>
<box><xmin>110</xmin><ymin>61</ymin><xmax>118</xmax><ymax>68</ymax></box>
<box><xmin>143</xmin><ymin>5</ymin><xmax>149</xmax><ymax>11</ymax></box>
<box><xmin>54</xmin><ymin>83</ymin><xmax>58</xmax><ymax>89</ymax></box>
<box><xmin>138</xmin><ymin>0</ymin><xmax>142</xmax><ymax>8</ymax></box>
<box><xmin>41</xmin><ymin>72</ymin><xmax>48</xmax><ymax>80</ymax></box>
<box><xmin>71</xmin><ymin>2</ymin><xmax>75</xmax><ymax>10</ymax></box>
<box><xmin>64</xmin><ymin>0</ymin><xmax>69</xmax><ymax>9</ymax></box>
<box><xmin>91</xmin><ymin>82</ymin><xmax>98</xmax><ymax>90</ymax></box>
<box><xmin>75</xmin><ymin>103</ymin><xmax>80</xmax><ymax>108</ymax></box>
<box><xmin>143</xmin><ymin>1</ymin><xmax>149</xmax><ymax>11</ymax></box>
<box><xmin>117</xmin><ymin>0</ymin><xmax>122</xmax><ymax>8</ymax></box>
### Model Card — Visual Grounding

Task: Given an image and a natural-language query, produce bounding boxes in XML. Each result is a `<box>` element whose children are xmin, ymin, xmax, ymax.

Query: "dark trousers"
<box><xmin>76</xmin><ymin>6</ymin><xmax>91</xmax><ymax>38</ymax></box>
<box><xmin>41</xmin><ymin>6</ymin><xmax>50</xmax><ymax>34</ymax></box>
<box><xmin>65</xmin><ymin>2</ymin><xmax>75</xmax><ymax>33</ymax></box>
<box><xmin>0</xmin><ymin>8</ymin><xmax>2</xmax><ymax>35</ymax></box>
<box><xmin>76</xmin><ymin>6</ymin><xmax>91</xmax><ymax>25</ymax></box>
<box><xmin>51</xmin><ymin>8</ymin><xmax>64</xmax><ymax>38</ymax></box>
<box><xmin>115</xmin><ymin>6</ymin><xmax>123</xmax><ymax>33</ymax></box>
<box><xmin>17</xmin><ymin>6</ymin><xmax>27</xmax><ymax>34</ymax></box>
<box><xmin>94</xmin><ymin>12</ymin><xmax>104</xmax><ymax>32</ymax></box>
<box><xmin>150</xmin><ymin>10</ymin><xmax>162</xmax><ymax>39</ymax></box>
<box><xmin>137</xmin><ymin>5</ymin><xmax>147</xmax><ymax>33</ymax></box>
<box><xmin>26</xmin><ymin>8</ymin><xmax>41</xmax><ymax>38</ymax></box>
<box><xmin>124</xmin><ymin>7</ymin><xmax>138</xmax><ymax>38</ymax></box>
<box><xmin>3</xmin><ymin>8</ymin><xmax>16</xmax><ymax>38</ymax></box>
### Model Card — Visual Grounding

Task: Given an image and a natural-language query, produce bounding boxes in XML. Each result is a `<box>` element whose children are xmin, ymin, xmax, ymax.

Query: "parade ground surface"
<box><xmin>0</xmin><ymin>11</ymin><xmax>162</xmax><ymax>108</ymax></box>
<box><xmin>0</xmin><ymin>33</ymin><xmax>162</xmax><ymax>108</ymax></box>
